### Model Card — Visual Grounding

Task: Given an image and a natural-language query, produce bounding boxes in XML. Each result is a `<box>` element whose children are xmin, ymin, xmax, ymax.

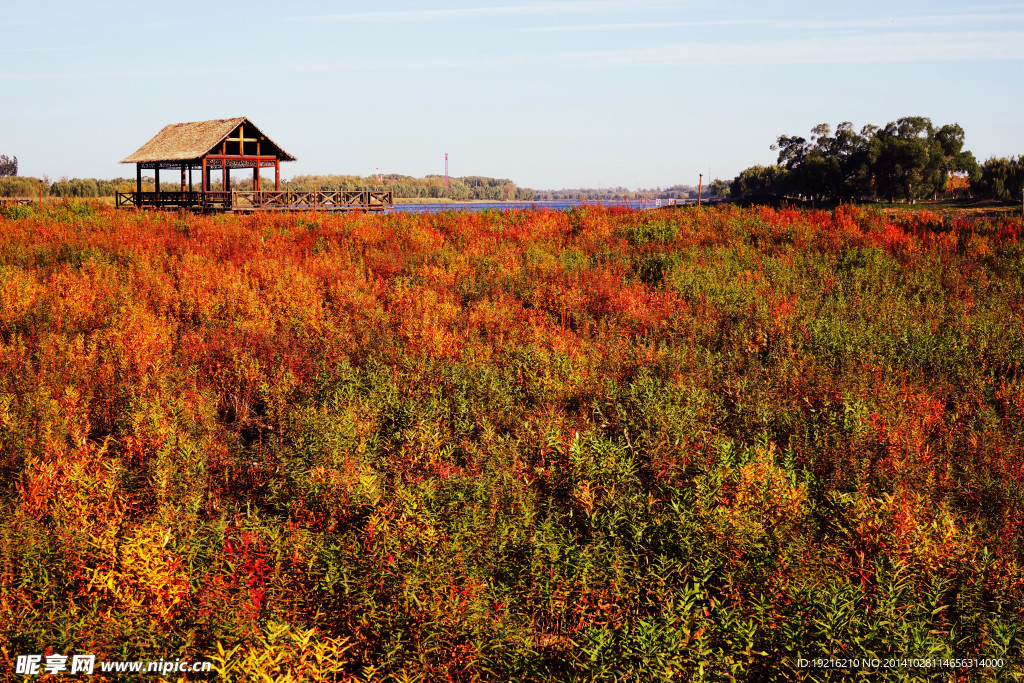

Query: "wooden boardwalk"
<box><xmin>116</xmin><ymin>189</ymin><xmax>392</xmax><ymax>213</ymax></box>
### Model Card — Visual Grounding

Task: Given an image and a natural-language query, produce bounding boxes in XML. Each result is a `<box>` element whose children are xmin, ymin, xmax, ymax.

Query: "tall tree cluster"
<box><xmin>732</xmin><ymin>117</ymin><xmax>983</xmax><ymax>203</ymax></box>
<box><xmin>0</xmin><ymin>155</ymin><xmax>17</xmax><ymax>177</ymax></box>
<box><xmin>974</xmin><ymin>156</ymin><xmax>1024</xmax><ymax>201</ymax></box>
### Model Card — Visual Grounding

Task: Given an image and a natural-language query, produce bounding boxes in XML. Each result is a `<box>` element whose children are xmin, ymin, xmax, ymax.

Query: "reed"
<box><xmin>0</xmin><ymin>202</ymin><xmax>1021</xmax><ymax>680</ymax></box>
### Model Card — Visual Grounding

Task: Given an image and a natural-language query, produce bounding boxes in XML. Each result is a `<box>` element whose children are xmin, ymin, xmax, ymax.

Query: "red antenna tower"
<box><xmin>444</xmin><ymin>152</ymin><xmax>449</xmax><ymax>188</ymax></box>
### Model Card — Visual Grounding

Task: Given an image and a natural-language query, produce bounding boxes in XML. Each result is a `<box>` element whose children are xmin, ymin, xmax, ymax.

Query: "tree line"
<box><xmin>532</xmin><ymin>183</ymin><xmax>728</xmax><ymax>202</ymax></box>
<box><xmin>0</xmin><ymin>173</ymin><xmax>539</xmax><ymax>201</ymax></box>
<box><xmin>279</xmin><ymin>174</ymin><xmax>536</xmax><ymax>201</ymax></box>
<box><xmin>0</xmin><ymin>175</ymin><xmax>141</xmax><ymax>198</ymax></box>
<box><xmin>730</xmin><ymin>116</ymin><xmax>1023</xmax><ymax>204</ymax></box>
<box><xmin>0</xmin><ymin>172</ymin><xmax>731</xmax><ymax>203</ymax></box>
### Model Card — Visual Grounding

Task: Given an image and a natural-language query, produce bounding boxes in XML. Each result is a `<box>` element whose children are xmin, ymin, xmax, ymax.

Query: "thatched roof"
<box><xmin>120</xmin><ymin>117</ymin><xmax>296</xmax><ymax>163</ymax></box>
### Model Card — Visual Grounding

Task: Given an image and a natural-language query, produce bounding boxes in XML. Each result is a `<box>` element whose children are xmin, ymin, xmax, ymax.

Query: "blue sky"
<box><xmin>2</xmin><ymin>0</ymin><xmax>1023</xmax><ymax>190</ymax></box>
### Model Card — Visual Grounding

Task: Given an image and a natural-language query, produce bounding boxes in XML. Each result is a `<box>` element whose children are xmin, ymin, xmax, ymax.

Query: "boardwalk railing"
<box><xmin>232</xmin><ymin>190</ymin><xmax>392</xmax><ymax>211</ymax></box>
<box><xmin>116</xmin><ymin>190</ymin><xmax>392</xmax><ymax>213</ymax></box>
<box><xmin>116</xmin><ymin>192</ymin><xmax>207</xmax><ymax>210</ymax></box>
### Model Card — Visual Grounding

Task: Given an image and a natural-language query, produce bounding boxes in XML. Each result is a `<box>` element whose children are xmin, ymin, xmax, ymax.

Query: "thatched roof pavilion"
<box><xmin>120</xmin><ymin>117</ymin><xmax>296</xmax><ymax>194</ymax></box>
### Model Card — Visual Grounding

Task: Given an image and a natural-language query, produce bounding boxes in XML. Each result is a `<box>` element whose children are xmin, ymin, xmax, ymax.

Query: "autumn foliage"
<box><xmin>0</xmin><ymin>201</ymin><xmax>1022</xmax><ymax>680</ymax></box>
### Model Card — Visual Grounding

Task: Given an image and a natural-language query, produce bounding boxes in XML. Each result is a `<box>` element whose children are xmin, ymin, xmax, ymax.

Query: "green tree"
<box><xmin>829</xmin><ymin>122</ymin><xmax>875</xmax><ymax>200</ymax></box>
<box><xmin>975</xmin><ymin>156</ymin><xmax>1024</xmax><ymax>200</ymax></box>
<box><xmin>869</xmin><ymin>116</ymin><xmax>935</xmax><ymax>203</ymax></box>
<box><xmin>926</xmin><ymin>123</ymin><xmax>980</xmax><ymax>198</ymax></box>
<box><xmin>0</xmin><ymin>176</ymin><xmax>45</xmax><ymax>197</ymax></box>
<box><xmin>707</xmin><ymin>178</ymin><xmax>731</xmax><ymax>198</ymax></box>
<box><xmin>729</xmin><ymin>165</ymin><xmax>790</xmax><ymax>198</ymax></box>
<box><xmin>0</xmin><ymin>155</ymin><xmax>16</xmax><ymax>177</ymax></box>
<box><xmin>50</xmin><ymin>177</ymin><xmax>99</xmax><ymax>198</ymax></box>
<box><xmin>773</xmin><ymin>123</ymin><xmax>873</xmax><ymax>201</ymax></box>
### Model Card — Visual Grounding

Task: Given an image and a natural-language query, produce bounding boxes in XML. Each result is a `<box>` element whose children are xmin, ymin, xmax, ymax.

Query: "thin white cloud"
<box><xmin>289</xmin><ymin>1</ymin><xmax>685</xmax><ymax>23</ymax></box>
<box><xmin>289</xmin><ymin>29</ymin><xmax>1024</xmax><ymax>68</ymax></box>
<box><xmin>308</xmin><ymin>29</ymin><xmax>1024</xmax><ymax>67</ymax></box>
<box><xmin>1</xmin><ymin>46</ymin><xmax>86</xmax><ymax>53</ymax></box>
<box><xmin>553</xmin><ymin>30</ymin><xmax>1024</xmax><ymax>66</ymax></box>
<box><xmin>523</xmin><ymin>12</ymin><xmax>1024</xmax><ymax>32</ymax></box>
<box><xmin>4</xmin><ymin>28</ymin><xmax>1024</xmax><ymax>81</ymax></box>
<box><xmin>0</xmin><ymin>19</ymin><xmax>56</xmax><ymax>27</ymax></box>
<box><xmin>526</xmin><ymin>20</ymin><xmax>755</xmax><ymax>32</ymax></box>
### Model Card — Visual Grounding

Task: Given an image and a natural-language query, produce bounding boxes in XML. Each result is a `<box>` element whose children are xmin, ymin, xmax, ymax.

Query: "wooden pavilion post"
<box><xmin>154</xmin><ymin>166</ymin><xmax>160</xmax><ymax>202</ymax></box>
<box><xmin>180</xmin><ymin>165</ymin><xmax>186</xmax><ymax>197</ymax></box>
<box><xmin>136</xmin><ymin>164</ymin><xmax>142</xmax><ymax>194</ymax></box>
<box><xmin>255</xmin><ymin>139</ymin><xmax>261</xmax><ymax>193</ymax></box>
<box><xmin>275</xmin><ymin>159</ymin><xmax>280</xmax><ymax>191</ymax></box>
<box><xmin>201</xmin><ymin>158</ymin><xmax>207</xmax><ymax>193</ymax></box>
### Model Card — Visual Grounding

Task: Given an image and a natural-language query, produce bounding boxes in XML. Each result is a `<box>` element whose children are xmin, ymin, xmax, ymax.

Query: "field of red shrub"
<box><xmin>0</xmin><ymin>201</ymin><xmax>1021</xmax><ymax>680</ymax></box>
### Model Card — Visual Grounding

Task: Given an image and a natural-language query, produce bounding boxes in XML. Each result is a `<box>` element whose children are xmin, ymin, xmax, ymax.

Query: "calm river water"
<box><xmin>386</xmin><ymin>199</ymin><xmax>692</xmax><ymax>214</ymax></box>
